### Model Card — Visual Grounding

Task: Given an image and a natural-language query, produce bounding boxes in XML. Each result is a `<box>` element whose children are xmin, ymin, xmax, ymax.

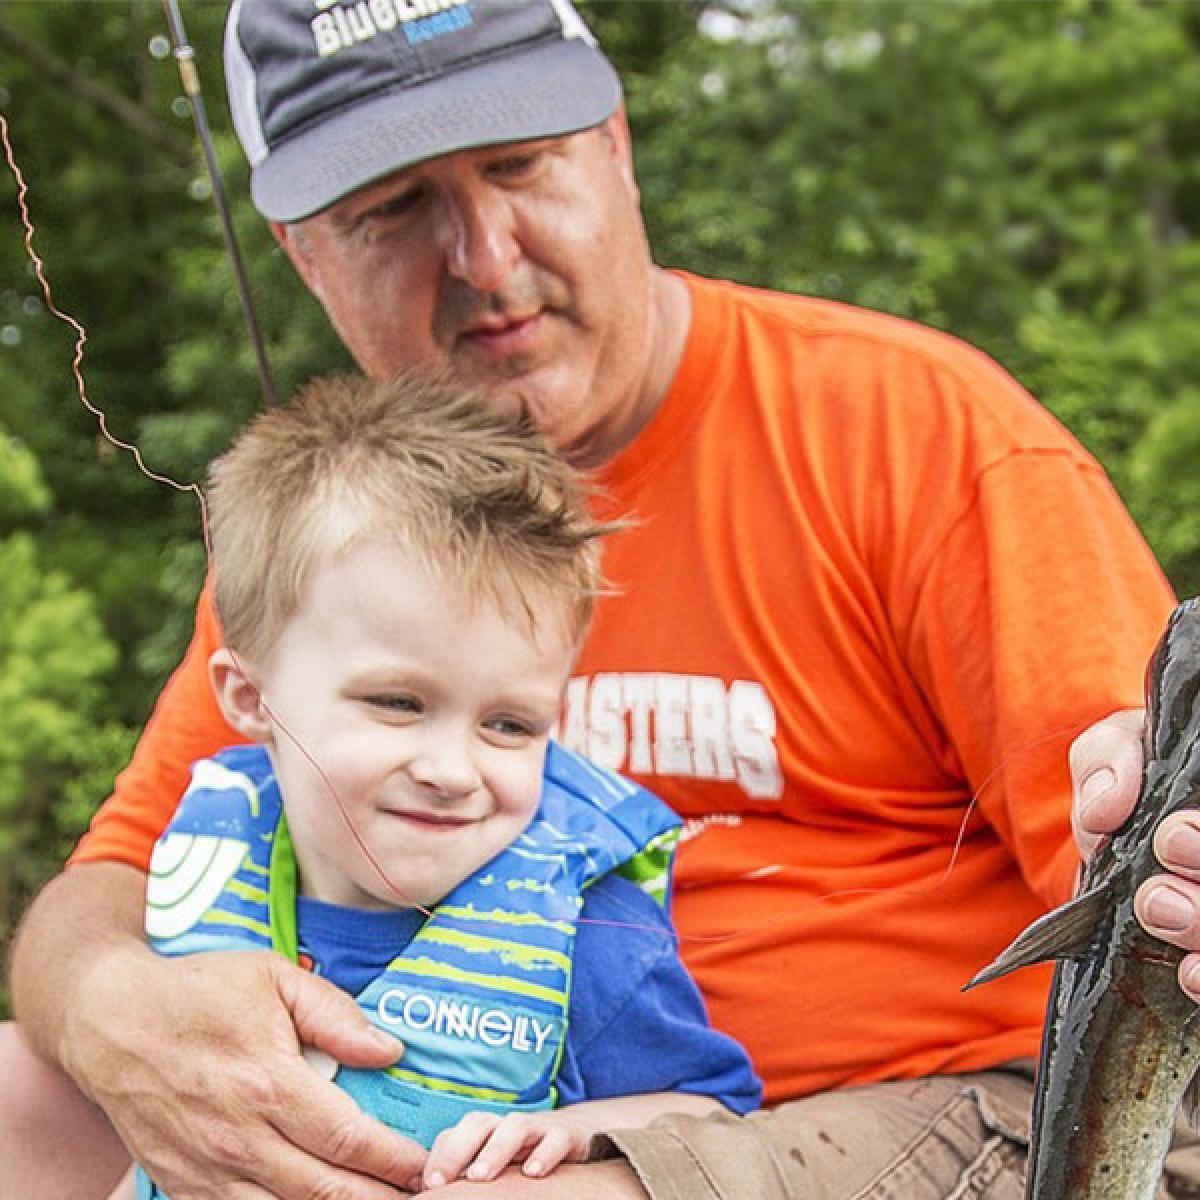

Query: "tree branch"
<box><xmin>0</xmin><ymin>20</ymin><xmax>193</xmax><ymax>167</ymax></box>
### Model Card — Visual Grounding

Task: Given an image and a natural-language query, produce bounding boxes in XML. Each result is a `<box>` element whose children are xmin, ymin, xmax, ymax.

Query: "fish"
<box><xmin>966</xmin><ymin>596</ymin><xmax>1200</xmax><ymax>1199</ymax></box>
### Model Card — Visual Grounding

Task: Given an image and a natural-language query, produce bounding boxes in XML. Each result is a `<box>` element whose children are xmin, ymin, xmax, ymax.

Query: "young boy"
<box><xmin>129</xmin><ymin>374</ymin><xmax>760</xmax><ymax>1199</ymax></box>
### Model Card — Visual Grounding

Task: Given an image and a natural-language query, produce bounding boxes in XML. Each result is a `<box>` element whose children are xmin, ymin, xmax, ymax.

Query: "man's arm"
<box><xmin>417</xmin><ymin>1159</ymin><xmax>649</xmax><ymax>1200</ymax></box>
<box><xmin>1071</xmin><ymin>708</ymin><xmax>1200</xmax><ymax>1004</ymax></box>
<box><xmin>10</xmin><ymin>861</ymin><xmax>427</xmax><ymax>1198</ymax></box>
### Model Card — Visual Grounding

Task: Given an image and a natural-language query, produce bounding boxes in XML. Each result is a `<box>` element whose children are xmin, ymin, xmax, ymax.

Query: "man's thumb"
<box><xmin>274</xmin><ymin>959</ymin><xmax>404</xmax><ymax>1067</ymax></box>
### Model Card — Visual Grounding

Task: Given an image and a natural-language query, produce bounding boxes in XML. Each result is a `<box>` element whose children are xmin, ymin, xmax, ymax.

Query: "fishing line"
<box><xmin>2</xmin><ymin>38</ymin><xmax>648</xmax><ymax>934</ymax></box>
<box><xmin>3</xmin><ymin>52</ymin><xmax>1098</xmax><ymax>954</ymax></box>
<box><xmin>811</xmin><ymin>719</ymin><xmax>1095</xmax><ymax>908</ymax></box>
<box><xmin>2</xmin><ymin>111</ymin><xmax>205</xmax><ymax>509</ymax></box>
<box><xmin>569</xmin><ymin>716</ymin><xmax>1097</xmax><ymax>950</ymax></box>
<box><xmin>156</xmin><ymin>0</ymin><xmax>431</xmax><ymax>912</ymax></box>
<box><xmin>0</xmin><ymin>102</ymin><xmax>432</xmax><ymax>919</ymax></box>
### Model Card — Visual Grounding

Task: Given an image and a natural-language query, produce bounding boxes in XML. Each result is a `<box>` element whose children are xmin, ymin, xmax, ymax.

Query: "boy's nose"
<box><xmin>408</xmin><ymin>739</ymin><xmax>482</xmax><ymax>800</ymax></box>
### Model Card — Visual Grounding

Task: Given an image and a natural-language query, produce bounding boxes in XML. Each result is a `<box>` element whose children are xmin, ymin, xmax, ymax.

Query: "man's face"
<box><xmin>277</xmin><ymin>120</ymin><xmax>658</xmax><ymax>466</ymax></box>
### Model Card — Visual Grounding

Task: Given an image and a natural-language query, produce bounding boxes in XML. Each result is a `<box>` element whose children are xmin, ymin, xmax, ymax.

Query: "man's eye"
<box><xmin>361</xmin><ymin>188</ymin><xmax>424</xmax><ymax>225</ymax></box>
<box><xmin>488</xmin><ymin>153</ymin><xmax>541</xmax><ymax>180</ymax></box>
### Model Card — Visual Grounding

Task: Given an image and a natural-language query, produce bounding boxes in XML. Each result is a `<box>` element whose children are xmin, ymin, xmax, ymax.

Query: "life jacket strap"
<box><xmin>336</xmin><ymin>1066</ymin><xmax>554</xmax><ymax>1147</ymax></box>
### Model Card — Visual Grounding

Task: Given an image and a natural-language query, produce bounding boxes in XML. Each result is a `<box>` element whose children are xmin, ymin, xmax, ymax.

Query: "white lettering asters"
<box><xmin>560</xmin><ymin>673</ymin><xmax>783</xmax><ymax>800</ymax></box>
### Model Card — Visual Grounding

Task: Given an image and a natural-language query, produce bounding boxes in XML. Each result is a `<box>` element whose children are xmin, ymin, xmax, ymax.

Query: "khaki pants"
<box><xmin>606</xmin><ymin>1065</ymin><xmax>1200</xmax><ymax>1200</ymax></box>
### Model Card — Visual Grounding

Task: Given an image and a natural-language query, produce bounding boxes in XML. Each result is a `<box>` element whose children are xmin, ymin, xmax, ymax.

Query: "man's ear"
<box><xmin>209</xmin><ymin>647</ymin><xmax>273</xmax><ymax>743</ymax></box>
<box><xmin>271</xmin><ymin>220</ymin><xmax>323</xmax><ymax>299</ymax></box>
<box><xmin>602</xmin><ymin>110</ymin><xmax>641</xmax><ymax>204</ymax></box>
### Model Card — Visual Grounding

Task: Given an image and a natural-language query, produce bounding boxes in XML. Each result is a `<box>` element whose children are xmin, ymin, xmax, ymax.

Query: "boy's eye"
<box><xmin>486</xmin><ymin>716</ymin><xmax>536</xmax><ymax>739</ymax></box>
<box><xmin>365</xmin><ymin>694</ymin><xmax>422</xmax><ymax>714</ymax></box>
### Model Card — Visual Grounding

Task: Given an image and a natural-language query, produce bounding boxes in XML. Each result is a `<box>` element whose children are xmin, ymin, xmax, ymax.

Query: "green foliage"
<box><xmin>4</xmin><ymin>0</ymin><xmax>1200</xmax><ymax>1016</ymax></box>
<box><xmin>613</xmin><ymin>0</ymin><xmax>1200</xmax><ymax>591</ymax></box>
<box><xmin>0</xmin><ymin>446</ymin><xmax>134</xmax><ymax>954</ymax></box>
<box><xmin>0</xmin><ymin>432</ymin><xmax>49</xmax><ymax>520</ymax></box>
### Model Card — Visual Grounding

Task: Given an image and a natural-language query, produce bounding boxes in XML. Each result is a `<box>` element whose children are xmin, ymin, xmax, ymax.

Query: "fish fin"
<box><xmin>1180</xmin><ymin>1015</ymin><xmax>1200</xmax><ymax>1129</ymax></box>
<box><xmin>963</xmin><ymin>884</ymin><xmax>1111</xmax><ymax>990</ymax></box>
<box><xmin>1183</xmin><ymin>1066</ymin><xmax>1200</xmax><ymax>1129</ymax></box>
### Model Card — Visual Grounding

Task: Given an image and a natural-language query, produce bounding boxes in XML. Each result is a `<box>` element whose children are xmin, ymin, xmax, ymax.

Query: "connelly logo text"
<box><xmin>376</xmin><ymin>988</ymin><xmax>557</xmax><ymax>1054</ymax></box>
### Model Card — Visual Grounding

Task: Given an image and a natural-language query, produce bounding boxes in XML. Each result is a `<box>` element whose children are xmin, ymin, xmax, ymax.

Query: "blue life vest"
<box><xmin>136</xmin><ymin>742</ymin><xmax>679</xmax><ymax>1199</ymax></box>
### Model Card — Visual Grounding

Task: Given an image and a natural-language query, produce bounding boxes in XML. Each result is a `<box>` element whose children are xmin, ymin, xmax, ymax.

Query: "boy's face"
<box><xmin>219</xmin><ymin>539</ymin><xmax>575</xmax><ymax>910</ymax></box>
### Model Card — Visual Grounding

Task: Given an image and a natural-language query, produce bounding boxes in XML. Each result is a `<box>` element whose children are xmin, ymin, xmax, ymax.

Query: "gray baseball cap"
<box><xmin>225</xmin><ymin>0</ymin><xmax>622</xmax><ymax>222</ymax></box>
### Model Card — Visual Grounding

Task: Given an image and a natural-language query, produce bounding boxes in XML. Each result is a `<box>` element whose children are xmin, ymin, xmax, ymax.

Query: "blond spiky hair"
<box><xmin>206</xmin><ymin>372</ymin><xmax>614</xmax><ymax>662</ymax></box>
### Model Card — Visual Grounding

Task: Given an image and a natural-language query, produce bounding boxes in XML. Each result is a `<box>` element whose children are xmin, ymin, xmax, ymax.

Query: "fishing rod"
<box><xmin>160</xmin><ymin>0</ymin><xmax>277</xmax><ymax>408</ymax></box>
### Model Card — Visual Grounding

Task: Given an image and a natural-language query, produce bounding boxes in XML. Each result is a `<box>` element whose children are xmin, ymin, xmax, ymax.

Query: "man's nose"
<box><xmin>435</xmin><ymin>187</ymin><xmax>521</xmax><ymax>293</ymax></box>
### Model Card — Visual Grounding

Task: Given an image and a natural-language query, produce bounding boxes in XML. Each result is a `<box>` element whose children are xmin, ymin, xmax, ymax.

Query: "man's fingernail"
<box><xmin>369</xmin><ymin>1028</ymin><xmax>402</xmax><ymax>1053</ymax></box>
<box><xmin>1145</xmin><ymin>885</ymin><xmax>1195</xmax><ymax>933</ymax></box>
<box><xmin>1161</xmin><ymin>820</ymin><xmax>1200</xmax><ymax>868</ymax></box>
<box><xmin>1079</xmin><ymin>767</ymin><xmax>1116</xmax><ymax>815</ymax></box>
<box><xmin>1183</xmin><ymin>959</ymin><xmax>1200</xmax><ymax>995</ymax></box>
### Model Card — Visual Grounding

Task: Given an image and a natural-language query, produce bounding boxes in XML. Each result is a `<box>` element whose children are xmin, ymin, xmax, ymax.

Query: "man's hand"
<box><xmin>10</xmin><ymin>864</ymin><xmax>425</xmax><ymax>1199</ymax></box>
<box><xmin>1071</xmin><ymin>708</ymin><xmax>1200</xmax><ymax>1002</ymax></box>
<box><xmin>77</xmin><ymin>948</ymin><xmax>424</xmax><ymax>1198</ymax></box>
<box><xmin>1069</xmin><ymin>708</ymin><xmax>1146</xmax><ymax>862</ymax></box>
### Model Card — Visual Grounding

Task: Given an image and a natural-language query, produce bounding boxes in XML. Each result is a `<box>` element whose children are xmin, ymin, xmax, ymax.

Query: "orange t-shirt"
<box><xmin>73</xmin><ymin>272</ymin><xmax>1175</xmax><ymax>1106</ymax></box>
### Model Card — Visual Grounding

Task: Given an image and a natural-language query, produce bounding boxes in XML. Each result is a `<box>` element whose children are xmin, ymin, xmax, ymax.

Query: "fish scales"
<box><xmin>968</xmin><ymin>597</ymin><xmax>1200</xmax><ymax>1199</ymax></box>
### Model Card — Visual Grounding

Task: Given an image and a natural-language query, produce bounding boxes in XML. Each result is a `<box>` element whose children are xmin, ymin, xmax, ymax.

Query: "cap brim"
<box><xmin>251</xmin><ymin>38</ymin><xmax>621</xmax><ymax>222</ymax></box>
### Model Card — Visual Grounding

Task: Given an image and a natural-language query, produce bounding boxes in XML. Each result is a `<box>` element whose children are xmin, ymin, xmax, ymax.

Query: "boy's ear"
<box><xmin>209</xmin><ymin>647</ymin><xmax>273</xmax><ymax>743</ymax></box>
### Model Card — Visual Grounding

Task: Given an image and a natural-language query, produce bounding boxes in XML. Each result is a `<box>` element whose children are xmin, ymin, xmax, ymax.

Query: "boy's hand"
<box><xmin>423</xmin><ymin>1110</ymin><xmax>593</xmax><ymax>1189</ymax></box>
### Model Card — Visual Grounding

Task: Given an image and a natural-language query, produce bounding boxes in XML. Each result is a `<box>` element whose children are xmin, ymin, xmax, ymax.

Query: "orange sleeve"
<box><xmin>909</xmin><ymin>451</ymin><xmax>1174</xmax><ymax>910</ymax></box>
<box><xmin>69</xmin><ymin>577</ymin><xmax>248</xmax><ymax>870</ymax></box>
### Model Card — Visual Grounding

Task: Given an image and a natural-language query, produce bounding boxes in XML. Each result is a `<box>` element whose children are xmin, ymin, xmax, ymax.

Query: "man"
<box><xmin>6</xmin><ymin>2</ymin><xmax>1200</xmax><ymax>1198</ymax></box>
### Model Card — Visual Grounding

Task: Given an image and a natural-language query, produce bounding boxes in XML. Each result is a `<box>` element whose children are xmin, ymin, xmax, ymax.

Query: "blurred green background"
<box><xmin>3</xmin><ymin>0</ymin><xmax>1200</xmax><ymax>1013</ymax></box>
